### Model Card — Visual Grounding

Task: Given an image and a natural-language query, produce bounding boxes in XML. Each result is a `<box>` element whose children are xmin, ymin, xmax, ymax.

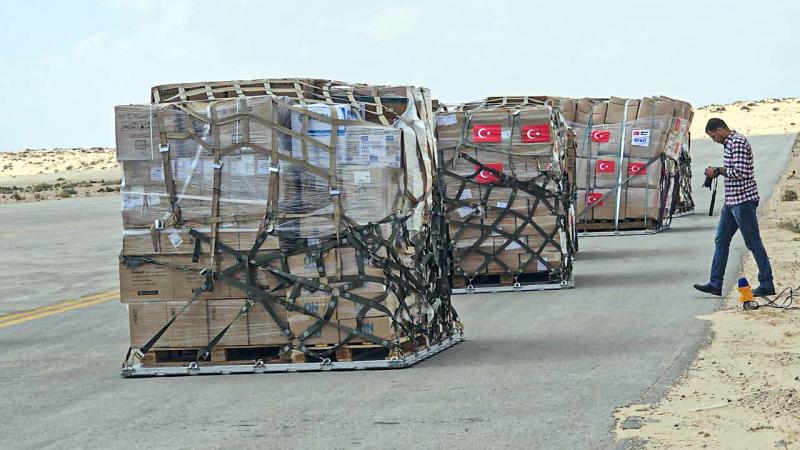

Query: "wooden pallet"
<box><xmin>291</xmin><ymin>336</ymin><xmax>419</xmax><ymax>363</ymax></box>
<box><xmin>577</xmin><ymin>219</ymin><xmax>660</xmax><ymax>232</ymax></box>
<box><xmin>452</xmin><ymin>271</ymin><xmax>556</xmax><ymax>289</ymax></box>
<box><xmin>138</xmin><ymin>336</ymin><xmax>420</xmax><ymax>367</ymax></box>
<box><xmin>140</xmin><ymin>345</ymin><xmax>292</xmax><ymax>367</ymax></box>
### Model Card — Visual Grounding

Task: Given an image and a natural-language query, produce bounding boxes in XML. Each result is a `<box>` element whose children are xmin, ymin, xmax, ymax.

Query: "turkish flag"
<box><xmin>587</xmin><ymin>192</ymin><xmax>605</xmax><ymax>207</ymax></box>
<box><xmin>596</xmin><ymin>160</ymin><xmax>616</xmax><ymax>173</ymax></box>
<box><xmin>474</xmin><ymin>162</ymin><xmax>503</xmax><ymax>184</ymax></box>
<box><xmin>674</xmin><ymin>117</ymin><xmax>683</xmax><ymax>132</ymax></box>
<box><xmin>521</xmin><ymin>124</ymin><xmax>551</xmax><ymax>143</ymax></box>
<box><xmin>590</xmin><ymin>130</ymin><xmax>611</xmax><ymax>143</ymax></box>
<box><xmin>472</xmin><ymin>124</ymin><xmax>502</xmax><ymax>143</ymax></box>
<box><xmin>628</xmin><ymin>162</ymin><xmax>647</xmax><ymax>176</ymax></box>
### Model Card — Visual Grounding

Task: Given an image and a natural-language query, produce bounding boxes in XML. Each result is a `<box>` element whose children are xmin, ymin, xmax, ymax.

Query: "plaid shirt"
<box><xmin>722</xmin><ymin>131</ymin><xmax>759</xmax><ymax>206</ymax></box>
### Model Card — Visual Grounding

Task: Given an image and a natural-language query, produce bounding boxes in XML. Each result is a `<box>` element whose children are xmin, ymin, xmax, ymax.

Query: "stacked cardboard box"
<box><xmin>117</xmin><ymin>79</ymin><xmax>457</xmax><ymax>365</ymax></box>
<box><xmin>435</xmin><ymin>104</ymin><xmax>573</xmax><ymax>288</ymax></box>
<box><xmin>556</xmin><ymin>96</ymin><xmax>693</xmax><ymax>231</ymax></box>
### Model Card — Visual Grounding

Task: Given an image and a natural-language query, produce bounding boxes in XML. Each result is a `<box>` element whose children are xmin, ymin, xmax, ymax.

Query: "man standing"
<box><xmin>693</xmin><ymin>118</ymin><xmax>775</xmax><ymax>296</ymax></box>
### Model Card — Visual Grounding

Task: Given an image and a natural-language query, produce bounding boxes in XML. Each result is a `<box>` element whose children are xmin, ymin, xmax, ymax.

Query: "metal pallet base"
<box><xmin>671</xmin><ymin>209</ymin><xmax>695</xmax><ymax>218</ymax></box>
<box><xmin>453</xmin><ymin>277</ymin><xmax>574</xmax><ymax>294</ymax></box>
<box><xmin>579</xmin><ymin>225</ymin><xmax>669</xmax><ymax>237</ymax></box>
<box><xmin>120</xmin><ymin>333</ymin><xmax>464</xmax><ymax>378</ymax></box>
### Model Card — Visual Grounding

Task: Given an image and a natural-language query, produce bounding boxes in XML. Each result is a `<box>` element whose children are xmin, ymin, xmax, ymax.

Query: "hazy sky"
<box><xmin>1</xmin><ymin>0</ymin><xmax>797</xmax><ymax>150</ymax></box>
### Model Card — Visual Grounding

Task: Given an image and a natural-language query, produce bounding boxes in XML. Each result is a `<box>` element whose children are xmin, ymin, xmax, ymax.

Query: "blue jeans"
<box><xmin>709</xmin><ymin>200</ymin><xmax>773</xmax><ymax>289</ymax></box>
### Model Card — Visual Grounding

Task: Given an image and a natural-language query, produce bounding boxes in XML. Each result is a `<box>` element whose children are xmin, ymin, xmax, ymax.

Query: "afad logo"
<box><xmin>474</xmin><ymin>162</ymin><xmax>503</xmax><ymax>184</ymax></box>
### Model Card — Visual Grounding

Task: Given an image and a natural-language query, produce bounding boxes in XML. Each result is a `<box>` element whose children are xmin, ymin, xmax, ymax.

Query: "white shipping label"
<box><xmin>354</xmin><ymin>171</ymin><xmax>371</xmax><ymax>185</ymax></box>
<box><xmin>456</xmin><ymin>206</ymin><xmax>474</xmax><ymax>218</ymax></box>
<box><xmin>506</xmin><ymin>240</ymin><xmax>522</xmax><ymax>250</ymax></box>
<box><xmin>150</xmin><ymin>165</ymin><xmax>165</xmax><ymax>182</ymax></box>
<box><xmin>201</xmin><ymin>160</ymin><xmax>214</xmax><ymax>178</ymax></box>
<box><xmin>436</xmin><ymin>114</ymin><xmax>458</xmax><ymax>127</ymax></box>
<box><xmin>175</xmin><ymin>158</ymin><xmax>193</xmax><ymax>179</ymax></box>
<box><xmin>496</xmin><ymin>201</ymin><xmax>508</xmax><ymax>208</ymax></box>
<box><xmin>256</xmin><ymin>159</ymin><xmax>271</xmax><ymax>175</ymax></box>
<box><xmin>122</xmin><ymin>186</ymin><xmax>145</xmax><ymax>209</ymax></box>
<box><xmin>147</xmin><ymin>193</ymin><xmax>161</xmax><ymax>206</ymax></box>
<box><xmin>239</xmin><ymin>155</ymin><xmax>255</xmax><ymax>176</ymax></box>
<box><xmin>168</xmin><ymin>231</ymin><xmax>184</xmax><ymax>248</ymax></box>
<box><xmin>631</xmin><ymin>129</ymin><xmax>651</xmax><ymax>147</ymax></box>
<box><xmin>537</xmin><ymin>259</ymin><xmax>548</xmax><ymax>272</ymax></box>
<box><xmin>358</xmin><ymin>134</ymin><xmax>388</xmax><ymax>159</ymax></box>
<box><xmin>227</xmin><ymin>159</ymin><xmax>242</xmax><ymax>176</ymax></box>
<box><xmin>459</xmin><ymin>189</ymin><xmax>473</xmax><ymax>200</ymax></box>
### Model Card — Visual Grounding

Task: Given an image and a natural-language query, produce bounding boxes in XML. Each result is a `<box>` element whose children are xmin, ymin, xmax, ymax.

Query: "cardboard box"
<box><xmin>207</xmin><ymin>299</ymin><xmax>288</xmax><ymax>346</ymax></box>
<box><xmin>626</xmin><ymin>157</ymin><xmax>662</xmax><ymax>189</ymax></box>
<box><xmin>128</xmin><ymin>301</ymin><xmax>168</xmax><ymax>348</ymax></box>
<box><xmin>625</xmin><ymin>187</ymin><xmax>661</xmax><ymax>220</ymax></box>
<box><xmin>206</xmin><ymin>299</ymin><xmax>249</xmax><ymax>346</ymax></box>
<box><xmin>119</xmin><ymin>258</ymin><xmax>172</xmax><ymax>302</ymax></box>
<box><xmin>285</xmin><ymin>247</ymin><xmax>385</xmax><ymax>281</ymax></box>
<box><xmin>575</xmin><ymin>99</ymin><xmax>593</xmax><ymax>125</ymax></box>
<box><xmin>435</xmin><ymin>111</ymin><xmax>465</xmax><ymax>150</ymax></box>
<box><xmin>604</xmin><ymin>97</ymin><xmax>640</xmax><ymax>124</ymax></box>
<box><xmin>576</xmin><ymin>188</ymin><xmax>624</xmax><ymax>221</ymax></box>
<box><xmin>335</xmin><ymin>288</ymin><xmax>399</xmax><ymax>320</ymax></box>
<box><xmin>247</xmin><ymin>301</ymin><xmax>290</xmax><ymax>345</ymax></box>
<box><xmin>339</xmin><ymin>316</ymin><xmax>396</xmax><ymax>344</ymax></box>
<box><xmin>166</xmin><ymin>300</ymin><xmax>210</xmax><ymax>347</ymax></box>
<box><xmin>287</xmin><ymin>296</ymin><xmax>340</xmax><ymax>346</ymax></box>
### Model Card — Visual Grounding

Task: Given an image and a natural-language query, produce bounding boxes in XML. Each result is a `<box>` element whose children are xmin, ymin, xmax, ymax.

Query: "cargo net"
<box><xmin>435</xmin><ymin>105</ymin><xmax>574</xmax><ymax>289</ymax></box>
<box><xmin>117</xmin><ymin>86</ymin><xmax>459</xmax><ymax>367</ymax></box>
<box><xmin>568</xmin><ymin>98</ymin><xmax>692</xmax><ymax>232</ymax></box>
<box><xmin>672</xmin><ymin>139</ymin><xmax>695</xmax><ymax>215</ymax></box>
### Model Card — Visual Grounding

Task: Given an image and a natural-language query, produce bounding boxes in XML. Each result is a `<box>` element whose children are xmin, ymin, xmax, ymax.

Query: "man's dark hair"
<box><xmin>705</xmin><ymin>118</ymin><xmax>729</xmax><ymax>132</ymax></box>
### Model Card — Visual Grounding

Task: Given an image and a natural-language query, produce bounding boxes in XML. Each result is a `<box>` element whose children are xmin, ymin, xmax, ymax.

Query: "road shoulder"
<box><xmin>614</xmin><ymin>133</ymin><xmax>800</xmax><ymax>449</ymax></box>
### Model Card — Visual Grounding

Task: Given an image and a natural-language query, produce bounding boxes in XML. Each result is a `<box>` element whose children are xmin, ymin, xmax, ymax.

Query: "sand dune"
<box><xmin>1</xmin><ymin>97</ymin><xmax>798</xmax><ymax>204</ymax></box>
<box><xmin>691</xmin><ymin>97</ymin><xmax>800</xmax><ymax>138</ymax></box>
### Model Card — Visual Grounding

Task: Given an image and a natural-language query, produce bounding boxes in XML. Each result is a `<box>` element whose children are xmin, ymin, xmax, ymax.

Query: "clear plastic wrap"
<box><xmin>556</xmin><ymin>96</ymin><xmax>693</xmax><ymax>230</ymax></box>
<box><xmin>435</xmin><ymin>104</ymin><xmax>573</xmax><ymax>286</ymax></box>
<box><xmin>117</xmin><ymin>80</ymin><xmax>458</xmax><ymax>366</ymax></box>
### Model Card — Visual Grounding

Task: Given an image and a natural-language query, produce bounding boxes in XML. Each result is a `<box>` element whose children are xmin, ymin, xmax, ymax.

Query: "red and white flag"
<box><xmin>474</xmin><ymin>162</ymin><xmax>503</xmax><ymax>184</ymax></box>
<box><xmin>628</xmin><ymin>162</ymin><xmax>647</xmax><ymax>176</ymax></box>
<box><xmin>521</xmin><ymin>124</ymin><xmax>551</xmax><ymax>143</ymax></box>
<box><xmin>596</xmin><ymin>160</ymin><xmax>615</xmax><ymax>173</ymax></box>
<box><xmin>587</xmin><ymin>192</ymin><xmax>604</xmax><ymax>207</ymax></box>
<box><xmin>472</xmin><ymin>124</ymin><xmax>502</xmax><ymax>143</ymax></box>
<box><xmin>591</xmin><ymin>130</ymin><xmax>611</xmax><ymax>143</ymax></box>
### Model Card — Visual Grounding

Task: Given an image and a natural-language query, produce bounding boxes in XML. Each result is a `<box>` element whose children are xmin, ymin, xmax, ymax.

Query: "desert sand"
<box><xmin>615</xmin><ymin>134</ymin><xmax>800</xmax><ymax>449</ymax></box>
<box><xmin>0</xmin><ymin>148</ymin><xmax>120</xmax><ymax>204</ymax></box>
<box><xmin>691</xmin><ymin>98</ymin><xmax>800</xmax><ymax>138</ymax></box>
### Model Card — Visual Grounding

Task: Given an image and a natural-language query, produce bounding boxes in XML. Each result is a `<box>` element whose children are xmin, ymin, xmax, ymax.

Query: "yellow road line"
<box><xmin>0</xmin><ymin>290</ymin><xmax>117</xmax><ymax>324</ymax></box>
<box><xmin>0</xmin><ymin>290</ymin><xmax>119</xmax><ymax>329</ymax></box>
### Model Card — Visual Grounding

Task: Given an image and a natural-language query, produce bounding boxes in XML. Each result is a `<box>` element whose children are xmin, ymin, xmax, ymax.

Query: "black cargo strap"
<box><xmin>122</xmin><ymin>211</ymin><xmax>456</xmax><ymax>366</ymax></box>
<box><xmin>441</xmin><ymin>151</ymin><xmax>569</xmax><ymax>280</ymax></box>
<box><xmin>575</xmin><ymin>154</ymin><xmax>666</xmax><ymax>224</ymax></box>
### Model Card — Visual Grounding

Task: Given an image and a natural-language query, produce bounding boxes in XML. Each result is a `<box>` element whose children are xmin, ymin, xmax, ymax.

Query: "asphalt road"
<box><xmin>0</xmin><ymin>134</ymin><xmax>794</xmax><ymax>449</ymax></box>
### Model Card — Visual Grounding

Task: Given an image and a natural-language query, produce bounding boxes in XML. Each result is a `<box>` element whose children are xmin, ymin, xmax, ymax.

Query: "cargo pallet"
<box><xmin>671</xmin><ymin>210</ymin><xmax>694</xmax><ymax>218</ymax></box>
<box><xmin>121</xmin><ymin>333</ymin><xmax>464</xmax><ymax>377</ymax></box>
<box><xmin>452</xmin><ymin>272</ymin><xmax>575</xmax><ymax>294</ymax></box>
<box><xmin>577</xmin><ymin>219</ymin><xmax>669</xmax><ymax>237</ymax></box>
